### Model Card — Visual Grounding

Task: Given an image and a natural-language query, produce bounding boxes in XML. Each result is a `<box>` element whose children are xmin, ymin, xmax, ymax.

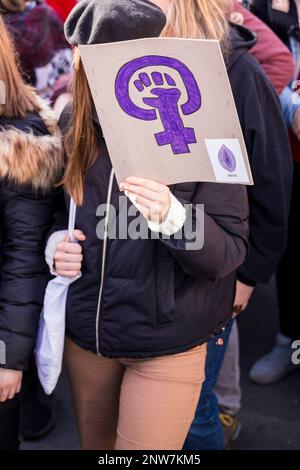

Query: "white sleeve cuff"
<box><xmin>45</xmin><ymin>230</ymin><xmax>68</xmax><ymax>276</ymax></box>
<box><xmin>147</xmin><ymin>193</ymin><xmax>186</xmax><ymax>236</ymax></box>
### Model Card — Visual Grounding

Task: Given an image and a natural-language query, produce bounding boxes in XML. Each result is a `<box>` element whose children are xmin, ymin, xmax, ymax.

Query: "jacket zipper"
<box><xmin>95</xmin><ymin>168</ymin><xmax>115</xmax><ymax>356</ymax></box>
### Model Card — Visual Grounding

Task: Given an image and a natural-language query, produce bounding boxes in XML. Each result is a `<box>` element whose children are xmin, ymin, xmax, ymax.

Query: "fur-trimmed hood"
<box><xmin>0</xmin><ymin>98</ymin><xmax>64</xmax><ymax>191</ymax></box>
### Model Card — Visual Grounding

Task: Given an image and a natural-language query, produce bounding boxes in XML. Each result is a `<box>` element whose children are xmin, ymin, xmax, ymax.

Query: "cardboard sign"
<box><xmin>79</xmin><ymin>38</ymin><xmax>253</xmax><ymax>186</ymax></box>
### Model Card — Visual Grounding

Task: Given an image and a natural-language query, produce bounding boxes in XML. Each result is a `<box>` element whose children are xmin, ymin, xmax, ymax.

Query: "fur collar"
<box><xmin>0</xmin><ymin>98</ymin><xmax>64</xmax><ymax>191</ymax></box>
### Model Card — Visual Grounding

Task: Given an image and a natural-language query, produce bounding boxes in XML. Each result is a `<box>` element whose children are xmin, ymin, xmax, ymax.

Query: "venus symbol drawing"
<box><xmin>115</xmin><ymin>55</ymin><xmax>202</xmax><ymax>155</ymax></box>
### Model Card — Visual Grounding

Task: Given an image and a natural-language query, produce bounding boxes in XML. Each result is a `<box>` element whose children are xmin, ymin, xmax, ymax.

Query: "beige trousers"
<box><xmin>64</xmin><ymin>338</ymin><xmax>207</xmax><ymax>450</ymax></box>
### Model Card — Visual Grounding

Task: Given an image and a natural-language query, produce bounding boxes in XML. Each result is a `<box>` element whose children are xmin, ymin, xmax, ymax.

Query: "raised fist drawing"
<box><xmin>115</xmin><ymin>56</ymin><xmax>202</xmax><ymax>155</ymax></box>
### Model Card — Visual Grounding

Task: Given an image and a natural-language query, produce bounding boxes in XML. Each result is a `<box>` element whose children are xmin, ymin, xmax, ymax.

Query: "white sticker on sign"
<box><xmin>205</xmin><ymin>139</ymin><xmax>250</xmax><ymax>184</ymax></box>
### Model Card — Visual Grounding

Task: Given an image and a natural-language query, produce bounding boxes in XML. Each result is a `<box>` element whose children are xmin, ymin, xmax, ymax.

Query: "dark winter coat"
<box><xmin>51</xmin><ymin>23</ymin><xmax>292</xmax><ymax>358</ymax></box>
<box><xmin>0</xmin><ymin>101</ymin><xmax>63</xmax><ymax>370</ymax></box>
<box><xmin>227</xmin><ymin>24</ymin><xmax>293</xmax><ymax>286</ymax></box>
<box><xmin>54</xmin><ymin>105</ymin><xmax>249</xmax><ymax>358</ymax></box>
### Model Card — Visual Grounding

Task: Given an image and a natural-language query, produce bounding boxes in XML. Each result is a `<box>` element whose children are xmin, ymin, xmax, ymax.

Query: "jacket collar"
<box><xmin>0</xmin><ymin>98</ymin><xmax>64</xmax><ymax>191</ymax></box>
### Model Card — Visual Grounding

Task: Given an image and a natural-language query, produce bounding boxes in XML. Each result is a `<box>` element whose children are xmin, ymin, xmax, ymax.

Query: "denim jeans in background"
<box><xmin>214</xmin><ymin>319</ymin><xmax>241</xmax><ymax>416</ymax></box>
<box><xmin>280</xmin><ymin>36</ymin><xmax>299</xmax><ymax>129</ymax></box>
<box><xmin>183</xmin><ymin>319</ymin><xmax>233</xmax><ymax>450</ymax></box>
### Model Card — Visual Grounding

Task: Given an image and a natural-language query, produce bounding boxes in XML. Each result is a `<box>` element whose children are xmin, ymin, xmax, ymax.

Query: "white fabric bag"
<box><xmin>36</xmin><ymin>198</ymin><xmax>79</xmax><ymax>395</ymax></box>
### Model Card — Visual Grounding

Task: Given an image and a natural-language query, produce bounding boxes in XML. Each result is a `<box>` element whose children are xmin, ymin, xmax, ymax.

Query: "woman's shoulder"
<box><xmin>0</xmin><ymin>104</ymin><xmax>64</xmax><ymax>194</ymax></box>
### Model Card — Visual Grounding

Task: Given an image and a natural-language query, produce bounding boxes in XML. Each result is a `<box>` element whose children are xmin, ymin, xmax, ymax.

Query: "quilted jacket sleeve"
<box><xmin>0</xmin><ymin>186</ymin><xmax>60</xmax><ymax>371</ymax></box>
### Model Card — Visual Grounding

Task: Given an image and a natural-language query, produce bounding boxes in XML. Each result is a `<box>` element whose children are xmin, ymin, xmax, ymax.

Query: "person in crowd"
<box><xmin>51</xmin><ymin>72</ymin><xmax>73</xmax><ymax>118</ymax></box>
<box><xmin>0</xmin><ymin>0</ymin><xmax>72</xmax><ymax>99</ymax></box>
<box><xmin>231</xmin><ymin>0</ymin><xmax>294</xmax><ymax>94</ymax></box>
<box><xmin>45</xmin><ymin>0</ymin><xmax>249</xmax><ymax>451</ymax></box>
<box><xmin>212</xmin><ymin>0</ymin><xmax>296</xmax><ymax>448</ymax></box>
<box><xmin>46</xmin><ymin>0</ymin><xmax>77</xmax><ymax>22</ymax></box>
<box><xmin>148</xmin><ymin>0</ymin><xmax>292</xmax><ymax>451</ymax></box>
<box><xmin>0</xmin><ymin>16</ymin><xmax>63</xmax><ymax>450</ymax></box>
<box><xmin>0</xmin><ymin>0</ymin><xmax>70</xmax><ymax>440</ymax></box>
<box><xmin>248</xmin><ymin>0</ymin><xmax>300</xmax><ymax>384</ymax></box>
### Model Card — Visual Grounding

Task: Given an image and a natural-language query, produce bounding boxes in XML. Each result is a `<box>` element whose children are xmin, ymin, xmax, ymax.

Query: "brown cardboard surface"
<box><xmin>79</xmin><ymin>37</ymin><xmax>253</xmax><ymax>186</ymax></box>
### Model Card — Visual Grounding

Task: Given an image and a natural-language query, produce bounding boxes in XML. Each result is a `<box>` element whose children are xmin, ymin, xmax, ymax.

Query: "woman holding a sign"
<box><xmin>45</xmin><ymin>0</ymin><xmax>250</xmax><ymax>450</ymax></box>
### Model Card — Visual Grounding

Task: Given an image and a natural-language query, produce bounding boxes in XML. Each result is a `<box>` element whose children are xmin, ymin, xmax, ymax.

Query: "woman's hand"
<box><xmin>54</xmin><ymin>230</ymin><xmax>86</xmax><ymax>278</ymax></box>
<box><xmin>232</xmin><ymin>280</ymin><xmax>255</xmax><ymax>318</ymax></box>
<box><xmin>120</xmin><ymin>177</ymin><xmax>171</xmax><ymax>224</ymax></box>
<box><xmin>0</xmin><ymin>369</ymin><xmax>23</xmax><ymax>402</ymax></box>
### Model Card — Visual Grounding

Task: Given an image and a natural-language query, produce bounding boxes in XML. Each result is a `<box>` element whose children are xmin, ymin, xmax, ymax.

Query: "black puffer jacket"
<box><xmin>51</xmin><ymin>24</ymin><xmax>292</xmax><ymax>359</ymax></box>
<box><xmin>53</xmin><ymin>107</ymin><xmax>249</xmax><ymax>358</ymax></box>
<box><xmin>0</xmin><ymin>102</ymin><xmax>63</xmax><ymax>371</ymax></box>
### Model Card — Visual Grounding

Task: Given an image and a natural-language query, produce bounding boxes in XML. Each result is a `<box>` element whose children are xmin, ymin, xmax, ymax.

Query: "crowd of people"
<box><xmin>0</xmin><ymin>0</ymin><xmax>299</xmax><ymax>451</ymax></box>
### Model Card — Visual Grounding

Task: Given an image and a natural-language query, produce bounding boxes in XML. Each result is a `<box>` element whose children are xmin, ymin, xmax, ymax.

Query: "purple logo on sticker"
<box><xmin>218</xmin><ymin>145</ymin><xmax>237</xmax><ymax>173</ymax></box>
<box><xmin>115</xmin><ymin>55</ymin><xmax>201</xmax><ymax>155</ymax></box>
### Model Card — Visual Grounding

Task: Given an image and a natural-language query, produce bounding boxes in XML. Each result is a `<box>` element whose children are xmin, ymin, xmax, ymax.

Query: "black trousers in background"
<box><xmin>277</xmin><ymin>162</ymin><xmax>300</xmax><ymax>340</ymax></box>
<box><xmin>0</xmin><ymin>397</ymin><xmax>20</xmax><ymax>450</ymax></box>
<box><xmin>0</xmin><ymin>358</ymin><xmax>33</xmax><ymax>450</ymax></box>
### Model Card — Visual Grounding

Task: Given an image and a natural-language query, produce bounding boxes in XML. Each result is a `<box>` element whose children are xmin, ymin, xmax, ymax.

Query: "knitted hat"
<box><xmin>64</xmin><ymin>0</ymin><xmax>166</xmax><ymax>46</ymax></box>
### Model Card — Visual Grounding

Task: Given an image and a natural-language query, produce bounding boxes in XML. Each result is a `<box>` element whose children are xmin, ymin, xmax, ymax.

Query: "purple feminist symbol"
<box><xmin>218</xmin><ymin>145</ymin><xmax>237</xmax><ymax>173</ymax></box>
<box><xmin>115</xmin><ymin>55</ymin><xmax>201</xmax><ymax>155</ymax></box>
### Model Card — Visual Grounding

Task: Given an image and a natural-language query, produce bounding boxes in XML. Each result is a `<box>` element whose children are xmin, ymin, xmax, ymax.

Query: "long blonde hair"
<box><xmin>0</xmin><ymin>16</ymin><xmax>40</xmax><ymax>118</ymax></box>
<box><xmin>162</xmin><ymin>0</ymin><xmax>233</xmax><ymax>51</ymax></box>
